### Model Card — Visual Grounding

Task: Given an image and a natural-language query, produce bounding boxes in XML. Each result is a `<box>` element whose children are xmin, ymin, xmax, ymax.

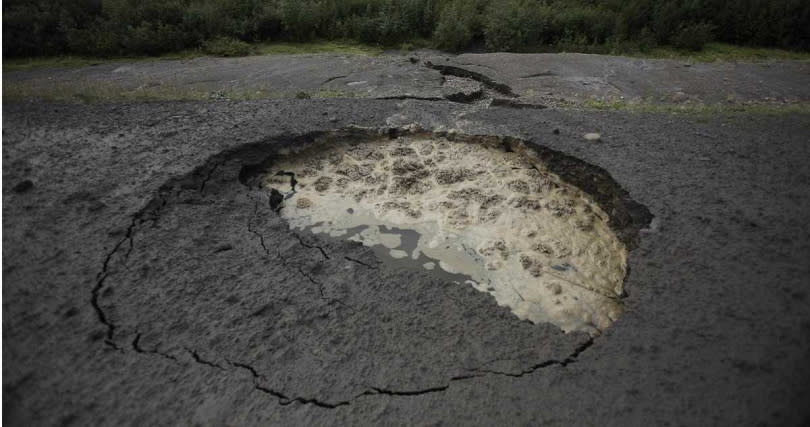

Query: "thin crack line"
<box><xmin>119</xmin><ymin>326</ymin><xmax>594</xmax><ymax>410</ymax></box>
<box><xmin>228</xmin><ymin>359</ymin><xmax>349</xmax><ymax>408</ymax></box>
<box><xmin>468</xmin><ymin>338</ymin><xmax>594</xmax><ymax>377</ymax></box>
<box><xmin>132</xmin><ymin>333</ymin><xmax>177</xmax><ymax>361</ymax></box>
<box><xmin>186</xmin><ymin>348</ymin><xmax>224</xmax><ymax>369</ymax></box>
<box><xmin>344</xmin><ymin>256</ymin><xmax>379</xmax><ymax>269</ymax></box>
<box><xmin>291</xmin><ymin>262</ymin><xmax>358</xmax><ymax>313</ymax></box>
<box><xmin>424</xmin><ymin>62</ymin><xmax>517</xmax><ymax>97</ymax></box>
<box><xmin>91</xmin><ymin>216</ymin><xmax>138</xmax><ymax>349</ymax></box>
<box><xmin>92</xmin><ymin>192</ymin><xmax>170</xmax><ymax>350</ymax></box>
<box><xmin>292</xmin><ymin>232</ymin><xmax>330</xmax><ymax>259</ymax></box>
<box><xmin>200</xmin><ymin>160</ymin><xmax>224</xmax><ymax>193</ymax></box>
<box><xmin>322</xmin><ymin>74</ymin><xmax>349</xmax><ymax>85</ymax></box>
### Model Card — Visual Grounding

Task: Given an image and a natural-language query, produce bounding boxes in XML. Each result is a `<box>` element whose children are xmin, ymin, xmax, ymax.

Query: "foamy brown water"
<box><xmin>263</xmin><ymin>135</ymin><xmax>627</xmax><ymax>335</ymax></box>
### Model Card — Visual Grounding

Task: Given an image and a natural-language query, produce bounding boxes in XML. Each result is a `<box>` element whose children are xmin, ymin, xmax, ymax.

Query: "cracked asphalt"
<box><xmin>6</xmin><ymin>51</ymin><xmax>810</xmax><ymax>106</ymax></box>
<box><xmin>3</xmin><ymin>54</ymin><xmax>810</xmax><ymax>426</ymax></box>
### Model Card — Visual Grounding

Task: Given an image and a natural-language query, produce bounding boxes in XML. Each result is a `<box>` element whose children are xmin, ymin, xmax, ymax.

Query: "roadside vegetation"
<box><xmin>2</xmin><ymin>40</ymin><xmax>383</xmax><ymax>72</ymax></box>
<box><xmin>5</xmin><ymin>74</ymin><xmax>809</xmax><ymax>119</ymax></box>
<box><xmin>581</xmin><ymin>99</ymin><xmax>810</xmax><ymax>117</ymax></box>
<box><xmin>4</xmin><ymin>0</ymin><xmax>809</xmax><ymax>61</ymax></box>
<box><xmin>1</xmin><ymin>78</ymin><xmax>357</xmax><ymax>102</ymax></box>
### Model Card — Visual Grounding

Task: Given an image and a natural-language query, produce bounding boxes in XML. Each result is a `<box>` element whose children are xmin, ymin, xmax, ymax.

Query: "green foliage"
<box><xmin>279</xmin><ymin>0</ymin><xmax>323</xmax><ymax>41</ymax></box>
<box><xmin>433</xmin><ymin>0</ymin><xmax>478</xmax><ymax>51</ymax></box>
<box><xmin>636</xmin><ymin>27</ymin><xmax>657</xmax><ymax>52</ymax></box>
<box><xmin>203</xmin><ymin>36</ymin><xmax>254</xmax><ymax>56</ymax></box>
<box><xmin>554</xmin><ymin>4</ymin><xmax>614</xmax><ymax>45</ymax></box>
<box><xmin>3</xmin><ymin>0</ymin><xmax>809</xmax><ymax>58</ymax></box>
<box><xmin>484</xmin><ymin>0</ymin><xmax>552</xmax><ymax>51</ymax></box>
<box><xmin>670</xmin><ymin>22</ymin><xmax>714</xmax><ymax>51</ymax></box>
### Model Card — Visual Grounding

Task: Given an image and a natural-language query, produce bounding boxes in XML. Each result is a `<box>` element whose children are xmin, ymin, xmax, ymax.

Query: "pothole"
<box><xmin>94</xmin><ymin>128</ymin><xmax>651</xmax><ymax>402</ymax></box>
<box><xmin>262</xmin><ymin>132</ymin><xmax>629</xmax><ymax>335</ymax></box>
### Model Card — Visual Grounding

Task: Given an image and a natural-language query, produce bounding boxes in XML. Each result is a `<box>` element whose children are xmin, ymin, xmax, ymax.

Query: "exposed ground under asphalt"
<box><xmin>3</xmin><ymin>53</ymin><xmax>810</xmax><ymax>426</ymax></box>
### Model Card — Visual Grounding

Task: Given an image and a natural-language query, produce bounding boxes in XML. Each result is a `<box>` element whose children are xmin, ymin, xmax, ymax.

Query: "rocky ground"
<box><xmin>3</xmin><ymin>52</ymin><xmax>810</xmax><ymax>426</ymax></box>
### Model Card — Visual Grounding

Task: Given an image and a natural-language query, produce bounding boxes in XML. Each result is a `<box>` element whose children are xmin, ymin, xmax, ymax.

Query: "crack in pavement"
<box><xmin>291</xmin><ymin>232</ymin><xmax>330</xmax><ymax>259</ymax></box>
<box><xmin>87</xmin><ymin>142</ymin><xmax>608</xmax><ymax>411</ymax></box>
<box><xmin>467</xmin><ymin>338</ymin><xmax>594</xmax><ymax>377</ymax></box>
<box><xmin>322</xmin><ymin>75</ymin><xmax>349</xmax><ymax>85</ymax></box>
<box><xmin>247</xmin><ymin>203</ymin><xmax>270</xmax><ymax>254</ymax></box>
<box><xmin>419</xmin><ymin>61</ymin><xmax>557</xmax><ymax>109</ymax></box>
<box><xmin>247</xmin><ymin>194</ymin><xmax>359</xmax><ymax>313</ymax></box>
<box><xmin>344</xmin><ymin>256</ymin><xmax>379</xmax><ymax>269</ymax></box>
<box><xmin>378</xmin><ymin>95</ymin><xmax>447</xmax><ymax>102</ymax></box>
<box><xmin>424</xmin><ymin>62</ymin><xmax>518</xmax><ymax>98</ymax></box>
<box><xmin>490</xmin><ymin>99</ymin><xmax>547</xmax><ymax>110</ymax></box>
<box><xmin>92</xmin><ymin>190</ymin><xmax>171</xmax><ymax>349</ymax></box>
<box><xmin>520</xmin><ymin>71</ymin><xmax>556</xmax><ymax>78</ymax></box>
<box><xmin>186</xmin><ymin>348</ymin><xmax>225</xmax><ymax>370</ymax></box>
<box><xmin>282</xmin><ymin>250</ymin><xmax>358</xmax><ymax>314</ymax></box>
<box><xmin>132</xmin><ymin>333</ymin><xmax>177</xmax><ymax>361</ymax></box>
<box><xmin>199</xmin><ymin>160</ymin><xmax>224</xmax><ymax>193</ymax></box>
<box><xmin>245</xmin><ymin>195</ymin><xmax>358</xmax><ymax>313</ymax></box>
<box><xmin>229</xmin><ymin>359</ymin><xmax>349</xmax><ymax>408</ymax></box>
<box><xmin>92</xmin><ymin>216</ymin><xmax>138</xmax><ymax>350</ymax></box>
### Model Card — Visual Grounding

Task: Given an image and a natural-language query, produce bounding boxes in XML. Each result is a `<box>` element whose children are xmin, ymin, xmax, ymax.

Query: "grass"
<box><xmin>1</xmin><ymin>78</ymin><xmax>360</xmax><ymax>103</ymax></box>
<box><xmin>509</xmin><ymin>41</ymin><xmax>810</xmax><ymax>62</ymax></box>
<box><xmin>4</xmin><ymin>56</ymin><xmax>130</xmax><ymax>72</ymax></box>
<box><xmin>5</xmin><ymin>40</ymin><xmax>808</xmax><ymax>73</ymax></box>
<box><xmin>632</xmin><ymin>42</ymin><xmax>810</xmax><ymax>62</ymax></box>
<box><xmin>3</xmin><ymin>40</ymin><xmax>382</xmax><ymax>73</ymax></box>
<box><xmin>582</xmin><ymin>98</ymin><xmax>810</xmax><ymax>117</ymax></box>
<box><xmin>6</xmin><ymin>75</ymin><xmax>807</xmax><ymax>118</ymax></box>
<box><xmin>252</xmin><ymin>40</ymin><xmax>382</xmax><ymax>56</ymax></box>
<box><xmin>2</xmin><ymin>49</ymin><xmax>219</xmax><ymax>72</ymax></box>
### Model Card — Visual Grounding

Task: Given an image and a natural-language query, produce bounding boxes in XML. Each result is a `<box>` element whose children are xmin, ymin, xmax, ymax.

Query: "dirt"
<box><xmin>3</xmin><ymin>53</ymin><xmax>810</xmax><ymax>426</ymax></box>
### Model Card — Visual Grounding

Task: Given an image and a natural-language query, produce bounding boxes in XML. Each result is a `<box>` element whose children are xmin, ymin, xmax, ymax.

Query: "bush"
<box><xmin>637</xmin><ymin>26</ymin><xmax>657</xmax><ymax>52</ymax></box>
<box><xmin>203</xmin><ymin>36</ymin><xmax>253</xmax><ymax>56</ymax></box>
<box><xmin>122</xmin><ymin>22</ymin><xmax>187</xmax><ymax>56</ymax></box>
<box><xmin>670</xmin><ymin>22</ymin><xmax>714</xmax><ymax>51</ymax></box>
<box><xmin>66</xmin><ymin>23</ymin><xmax>121</xmax><ymax>56</ymax></box>
<box><xmin>484</xmin><ymin>0</ymin><xmax>551</xmax><ymax>51</ymax></box>
<box><xmin>650</xmin><ymin>1</ymin><xmax>684</xmax><ymax>44</ymax></box>
<box><xmin>555</xmin><ymin>5</ymin><xmax>615</xmax><ymax>45</ymax></box>
<box><xmin>613</xmin><ymin>0</ymin><xmax>652</xmax><ymax>41</ymax></box>
<box><xmin>279</xmin><ymin>0</ymin><xmax>323</xmax><ymax>41</ymax></box>
<box><xmin>433</xmin><ymin>1</ymin><xmax>478</xmax><ymax>51</ymax></box>
<box><xmin>2</xmin><ymin>0</ymin><xmax>809</xmax><ymax>58</ymax></box>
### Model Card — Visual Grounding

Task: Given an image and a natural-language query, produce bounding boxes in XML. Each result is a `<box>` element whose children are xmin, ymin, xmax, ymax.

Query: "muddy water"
<box><xmin>263</xmin><ymin>135</ymin><xmax>627</xmax><ymax>335</ymax></box>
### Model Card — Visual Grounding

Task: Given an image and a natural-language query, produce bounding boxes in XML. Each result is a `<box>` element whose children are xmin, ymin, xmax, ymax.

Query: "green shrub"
<box><xmin>66</xmin><ymin>24</ymin><xmax>121</xmax><ymax>56</ymax></box>
<box><xmin>613</xmin><ymin>0</ymin><xmax>652</xmax><ymax>41</ymax></box>
<box><xmin>122</xmin><ymin>22</ymin><xmax>186</xmax><ymax>56</ymax></box>
<box><xmin>670</xmin><ymin>22</ymin><xmax>714</xmax><ymax>51</ymax></box>
<box><xmin>650</xmin><ymin>1</ymin><xmax>684</xmax><ymax>44</ymax></box>
<box><xmin>2</xmin><ymin>0</ymin><xmax>809</xmax><ymax>58</ymax></box>
<box><xmin>484</xmin><ymin>0</ymin><xmax>551</xmax><ymax>51</ymax></box>
<box><xmin>433</xmin><ymin>0</ymin><xmax>478</xmax><ymax>51</ymax></box>
<box><xmin>555</xmin><ymin>5</ymin><xmax>614</xmax><ymax>45</ymax></box>
<box><xmin>279</xmin><ymin>0</ymin><xmax>323</xmax><ymax>41</ymax></box>
<box><xmin>203</xmin><ymin>36</ymin><xmax>253</xmax><ymax>56</ymax></box>
<box><xmin>637</xmin><ymin>26</ymin><xmax>657</xmax><ymax>52</ymax></box>
<box><xmin>555</xmin><ymin>29</ymin><xmax>591</xmax><ymax>52</ymax></box>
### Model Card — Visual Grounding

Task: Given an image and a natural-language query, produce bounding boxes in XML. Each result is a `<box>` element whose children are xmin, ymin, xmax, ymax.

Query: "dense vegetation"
<box><xmin>4</xmin><ymin>0</ymin><xmax>809</xmax><ymax>58</ymax></box>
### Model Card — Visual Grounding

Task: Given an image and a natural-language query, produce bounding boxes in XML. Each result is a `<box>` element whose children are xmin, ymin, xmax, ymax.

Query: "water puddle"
<box><xmin>263</xmin><ymin>134</ymin><xmax>627</xmax><ymax>335</ymax></box>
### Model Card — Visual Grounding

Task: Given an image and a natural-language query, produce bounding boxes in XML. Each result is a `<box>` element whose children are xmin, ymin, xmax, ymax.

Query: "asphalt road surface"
<box><xmin>3</xmin><ymin>53</ymin><xmax>810</xmax><ymax>426</ymax></box>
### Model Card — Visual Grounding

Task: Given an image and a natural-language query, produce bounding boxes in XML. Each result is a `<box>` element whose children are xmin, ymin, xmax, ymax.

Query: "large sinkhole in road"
<box><xmin>263</xmin><ymin>134</ymin><xmax>627</xmax><ymax>335</ymax></box>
